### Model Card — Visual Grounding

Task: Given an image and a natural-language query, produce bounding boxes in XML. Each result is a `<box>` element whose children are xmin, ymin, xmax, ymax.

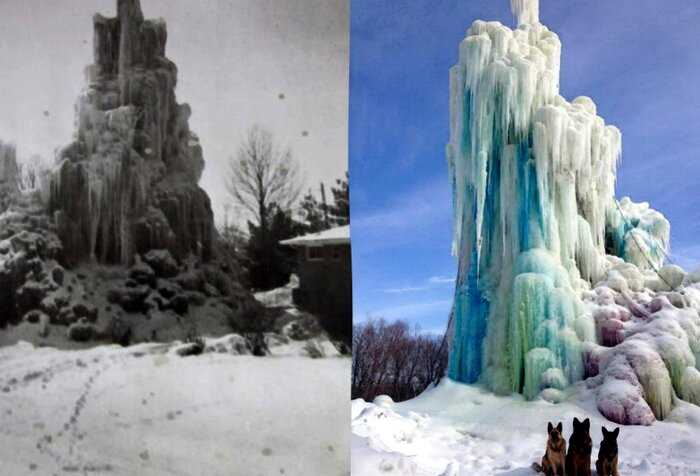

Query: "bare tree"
<box><xmin>352</xmin><ymin>318</ymin><xmax>449</xmax><ymax>402</ymax></box>
<box><xmin>226</xmin><ymin>125</ymin><xmax>303</xmax><ymax>232</ymax></box>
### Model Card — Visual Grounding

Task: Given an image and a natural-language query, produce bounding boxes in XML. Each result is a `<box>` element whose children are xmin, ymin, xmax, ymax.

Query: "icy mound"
<box><xmin>582</xmin><ymin>276</ymin><xmax>700</xmax><ymax>424</ymax></box>
<box><xmin>606</xmin><ymin>198</ymin><xmax>670</xmax><ymax>272</ymax></box>
<box><xmin>446</xmin><ymin>0</ymin><xmax>700</xmax><ymax>424</ymax></box>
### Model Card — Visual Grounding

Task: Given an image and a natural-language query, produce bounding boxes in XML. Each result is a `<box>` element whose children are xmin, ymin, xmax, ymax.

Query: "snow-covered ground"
<box><xmin>352</xmin><ymin>380</ymin><xmax>700</xmax><ymax>476</ymax></box>
<box><xmin>0</xmin><ymin>337</ymin><xmax>350</xmax><ymax>475</ymax></box>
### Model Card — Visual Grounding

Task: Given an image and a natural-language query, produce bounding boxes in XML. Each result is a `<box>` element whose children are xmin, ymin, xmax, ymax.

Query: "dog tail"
<box><xmin>531</xmin><ymin>462</ymin><xmax>543</xmax><ymax>473</ymax></box>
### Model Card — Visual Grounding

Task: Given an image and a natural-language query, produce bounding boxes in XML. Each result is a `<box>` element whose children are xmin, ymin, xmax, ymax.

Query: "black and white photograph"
<box><xmin>0</xmin><ymin>1</ymin><xmax>350</xmax><ymax>474</ymax></box>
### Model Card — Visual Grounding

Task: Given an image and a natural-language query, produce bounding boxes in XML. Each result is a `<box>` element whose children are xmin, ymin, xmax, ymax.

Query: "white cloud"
<box><xmin>383</xmin><ymin>286</ymin><xmax>430</xmax><ymax>294</ymax></box>
<box><xmin>381</xmin><ymin>274</ymin><xmax>455</xmax><ymax>294</ymax></box>
<box><xmin>428</xmin><ymin>275</ymin><xmax>455</xmax><ymax>284</ymax></box>
<box><xmin>360</xmin><ymin>299</ymin><xmax>452</xmax><ymax>322</ymax></box>
<box><xmin>353</xmin><ymin>177</ymin><xmax>450</xmax><ymax>233</ymax></box>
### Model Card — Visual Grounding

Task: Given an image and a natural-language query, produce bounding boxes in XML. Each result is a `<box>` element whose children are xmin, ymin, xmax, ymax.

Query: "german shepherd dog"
<box><xmin>565</xmin><ymin>417</ymin><xmax>592</xmax><ymax>476</ymax></box>
<box><xmin>595</xmin><ymin>426</ymin><xmax>620</xmax><ymax>476</ymax></box>
<box><xmin>532</xmin><ymin>422</ymin><xmax>566</xmax><ymax>476</ymax></box>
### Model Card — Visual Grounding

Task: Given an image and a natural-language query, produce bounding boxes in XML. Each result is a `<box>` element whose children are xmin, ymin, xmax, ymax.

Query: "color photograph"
<box><xmin>351</xmin><ymin>1</ymin><xmax>700</xmax><ymax>475</ymax></box>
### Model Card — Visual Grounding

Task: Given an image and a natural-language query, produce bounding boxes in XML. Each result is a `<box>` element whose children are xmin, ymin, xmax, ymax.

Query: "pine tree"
<box><xmin>329</xmin><ymin>171</ymin><xmax>349</xmax><ymax>226</ymax></box>
<box><xmin>298</xmin><ymin>189</ymin><xmax>328</xmax><ymax>233</ymax></box>
<box><xmin>245</xmin><ymin>205</ymin><xmax>306</xmax><ymax>290</ymax></box>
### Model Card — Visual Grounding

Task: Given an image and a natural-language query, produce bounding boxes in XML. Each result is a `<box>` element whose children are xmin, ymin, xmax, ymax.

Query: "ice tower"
<box><xmin>49</xmin><ymin>0</ymin><xmax>214</xmax><ymax>266</ymax></box>
<box><xmin>446</xmin><ymin>0</ymin><xmax>673</xmax><ymax>403</ymax></box>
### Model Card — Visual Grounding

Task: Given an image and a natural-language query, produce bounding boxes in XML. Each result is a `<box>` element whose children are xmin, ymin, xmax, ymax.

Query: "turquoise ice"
<box><xmin>446</xmin><ymin>0</ymin><xmax>669</xmax><ymax>398</ymax></box>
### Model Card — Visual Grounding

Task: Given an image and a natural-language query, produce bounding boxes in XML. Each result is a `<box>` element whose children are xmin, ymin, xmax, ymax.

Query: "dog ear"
<box><xmin>583</xmin><ymin>418</ymin><xmax>590</xmax><ymax>431</ymax></box>
<box><xmin>556</xmin><ymin>422</ymin><xmax>563</xmax><ymax>433</ymax></box>
<box><xmin>573</xmin><ymin>417</ymin><xmax>580</xmax><ymax>428</ymax></box>
<box><xmin>548</xmin><ymin>422</ymin><xmax>553</xmax><ymax>433</ymax></box>
<box><xmin>612</xmin><ymin>427</ymin><xmax>619</xmax><ymax>438</ymax></box>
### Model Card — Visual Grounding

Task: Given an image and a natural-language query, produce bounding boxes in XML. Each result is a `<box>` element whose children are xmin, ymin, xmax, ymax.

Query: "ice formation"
<box><xmin>0</xmin><ymin>141</ymin><xmax>19</xmax><ymax>209</ymax></box>
<box><xmin>511</xmin><ymin>0</ymin><xmax>539</xmax><ymax>26</ymax></box>
<box><xmin>446</xmin><ymin>0</ymin><xmax>700</xmax><ymax>424</ymax></box>
<box><xmin>48</xmin><ymin>0</ymin><xmax>213</xmax><ymax>266</ymax></box>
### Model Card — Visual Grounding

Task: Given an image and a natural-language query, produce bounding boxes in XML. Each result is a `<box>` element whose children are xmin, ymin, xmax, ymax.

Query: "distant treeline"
<box><xmin>352</xmin><ymin>319</ymin><xmax>448</xmax><ymax>402</ymax></box>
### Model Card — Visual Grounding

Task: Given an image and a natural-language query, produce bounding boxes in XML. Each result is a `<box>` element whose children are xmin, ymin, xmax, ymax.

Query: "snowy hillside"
<box><xmin>0</xmin><ymin>336</ymin><xmax>349</xmax><ymax>476</ymax></box>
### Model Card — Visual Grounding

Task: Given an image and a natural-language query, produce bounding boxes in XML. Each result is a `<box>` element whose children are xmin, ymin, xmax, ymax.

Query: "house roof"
<box><xmin>280</xmin><ymin>225</ymin><xmax>350</xmax><ymax>247</ymax></box>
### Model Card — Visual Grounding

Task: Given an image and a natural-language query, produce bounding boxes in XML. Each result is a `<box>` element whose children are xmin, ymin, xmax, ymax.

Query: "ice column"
<box><xmin>511</xmin><ymin>0</ymin><xmax>539</xmax><ymax>26</ymax></box>
<box><xmin>446</xmin><ymin>2</ymin><xmax>630</xmax><ymax>398</ymax></box>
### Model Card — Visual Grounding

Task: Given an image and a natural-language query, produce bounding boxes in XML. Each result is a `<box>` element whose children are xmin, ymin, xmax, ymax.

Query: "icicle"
<box><xmin>511</xmin><ymin>0</ymin><xmax>540</xmax><ymax>26</ymax></box>
<box><xmin>523</xmin><ymin>347</ymin><xmax>555</xmax><ymax>399</ymax></box>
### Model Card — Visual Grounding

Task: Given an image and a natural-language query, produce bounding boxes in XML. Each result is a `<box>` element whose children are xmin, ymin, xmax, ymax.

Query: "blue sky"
<box><xmin>350</xmin><ymin>0</ymin><xmax>700</xmax><ymax>333</ymax></box>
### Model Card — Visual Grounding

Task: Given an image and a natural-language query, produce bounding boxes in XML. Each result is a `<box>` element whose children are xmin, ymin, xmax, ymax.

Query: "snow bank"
<box><xmin>352</xmin><ymin>379</ymin><xmax>700</xmax><ymax>475</ymax></box>
<box><xmin>254</xmin><ymin>274</ymin><xmax>299</xmax><ymax>308</ymax></box>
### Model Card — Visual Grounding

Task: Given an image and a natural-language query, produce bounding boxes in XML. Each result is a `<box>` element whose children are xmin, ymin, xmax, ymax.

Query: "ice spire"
<box><xmin>446</xmin><ymin>1</ymin><xmax>619</xmax><ymax>393</ymax></box>
<box><xmin>445</xmin><ymin>0</ymin><xmax>700</xmax><ymax>428</ymax></box>
<box><xmin>511</xmin><ymin>0</ymin><xmax>539</xmax><ymax>26</ymax></box>
<box><xmin>447</xmin><ymin>0</ymin><xmax>674</xmax><ymax>415</ymax></box>
<box><xmin>49</xmin><ymin>0</ymin><xmax>212</xmax><ymax>266</ymax></box>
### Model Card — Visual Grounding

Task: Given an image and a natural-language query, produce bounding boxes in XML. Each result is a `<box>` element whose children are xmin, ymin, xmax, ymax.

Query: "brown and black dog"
<box><xmin>532</xmin><ymin>422</ymin><xmax>566</xmax><ymax>476</ymax></box>
<box><xmin>565</xmin><ymin>417</ymin><xmax>592</xmax><ymax>476</ymax></box>
<box><xmin>596</xmin><ymin>426</ymin><xmax>620</xmax><ymax>476</ymax></box>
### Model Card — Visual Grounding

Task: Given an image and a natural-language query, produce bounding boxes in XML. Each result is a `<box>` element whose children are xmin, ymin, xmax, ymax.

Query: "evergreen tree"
<box><xmin>245</xmin><ymin>205</ymin><xmax>306</xmax><ymax>290</ymax></box>
<box><xmin>298</xmin><ymin>189</ymin><xmax>328</xmax><ymax>233</ymax></box>
<box><xmin>329</xmin><ymin>171</ymin><xmax>350</xmax><ymax>226</ymax></box>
